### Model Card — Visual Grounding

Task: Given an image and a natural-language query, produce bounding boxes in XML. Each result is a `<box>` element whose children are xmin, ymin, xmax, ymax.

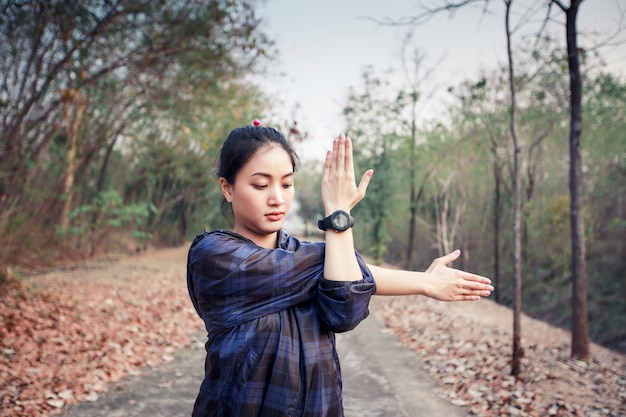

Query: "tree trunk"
<box><xmin>59</xmin><ymin>98</ymin><xmax>86</xmax><ymax>236</ymax></box>
<box><xmin>565</xmin><ymin>0</ymin><xmax>589</xmax><ymax>361</ymax></box>
<box><xmin>179</xmin><ymin>202</ymin><xmax>188</xmax><ymax>244</ymax></box>
<box><xmin>493</xmin><ymin>155</ymin><xmax>502</xmax><ymax>304</ymax></box>
<box><xmin>504</xmin><ymin>0</ymin><xmax>524</xmax><ymax>379</ymax></box>
<box><xmin>434</xmin><ymin>179</ymin><xmax>450</xmax><ymax>257</ymax></box>
<box><xmin>90</xmin><ymin>135</ymin><xmax>120</xmax><ymax>255</ymax></box>
<box><xmin>406</xmin><ymin>125</ymin><xmax>418</xmax><ymax>269</ymax></box>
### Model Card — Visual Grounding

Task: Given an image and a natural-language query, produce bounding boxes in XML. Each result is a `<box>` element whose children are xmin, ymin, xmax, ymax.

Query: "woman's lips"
<box><xmin>266</xmin><ymin>212</ymin><xmax>283</xmax><ymax>222</ymax></box>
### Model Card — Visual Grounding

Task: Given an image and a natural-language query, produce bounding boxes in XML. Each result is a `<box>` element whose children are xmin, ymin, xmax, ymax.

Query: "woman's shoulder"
<box><xmin>188</xmin><ymin>229</ymin><xmax>249</xmax><ymax>256</ymax></box>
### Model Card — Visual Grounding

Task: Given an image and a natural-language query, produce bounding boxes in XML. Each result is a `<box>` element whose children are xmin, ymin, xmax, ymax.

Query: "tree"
<box><xmin>59</xmin><ymin>91</ymin><xmax>87</xmax><ymax>237</ymax></box>
<box><xmin>551</xmin><ymin>0</ymin><xmax>588</xmax><ymax>360</ymax></box>
<box><xmin>503</xmin><ymin>0</ymin><xmax>524</xmax><ymax>378</ymax></box>
<box><xmin>0</xmin><ymin>0</ymin><xmax>273</xmax><ymax>262</ymax></box>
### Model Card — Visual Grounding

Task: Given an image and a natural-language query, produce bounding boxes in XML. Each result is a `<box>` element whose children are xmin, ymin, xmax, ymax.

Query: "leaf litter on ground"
<box><xmin>373</xmin><ymin>295</ymin><xmax>625</xmax><ymax>417</ymax></box>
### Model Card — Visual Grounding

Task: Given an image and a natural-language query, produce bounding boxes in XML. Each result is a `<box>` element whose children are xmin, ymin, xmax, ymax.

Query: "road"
<box><xmin>60</xmin><ymin>300</ymin><xmax>464</xmax><ymax>417</ymax></box>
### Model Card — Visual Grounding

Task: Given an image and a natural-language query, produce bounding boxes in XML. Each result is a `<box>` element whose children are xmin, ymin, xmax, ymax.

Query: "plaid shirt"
<box><xmin>187</xmin><ymin>230</ymin><xmax>375</xmax><ymax>417</ymax></box>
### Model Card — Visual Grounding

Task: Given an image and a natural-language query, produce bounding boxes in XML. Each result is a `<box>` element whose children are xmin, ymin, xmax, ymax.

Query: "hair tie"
<box><xmin>252</xmin><ymin>119</ymin><xmax>261</xmax><ymax>126</ymax></box>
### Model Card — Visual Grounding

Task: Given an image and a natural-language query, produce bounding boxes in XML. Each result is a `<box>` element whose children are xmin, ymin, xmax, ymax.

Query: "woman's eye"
<box><xmin>283</xmin><ymin>183</ymin><xmax>293</xmax><ymax>189</ymax></box>
<box><xmin>253</xmin><ymin>184</ymin><xmax>267</xmax><ymax>189</ymax></box>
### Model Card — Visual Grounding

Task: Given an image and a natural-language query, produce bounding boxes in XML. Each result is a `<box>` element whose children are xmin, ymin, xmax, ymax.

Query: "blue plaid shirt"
<box><xmin>187</xmin><ymin>230</ymin><xmax>375</xmax><ymax>417</ymax></box>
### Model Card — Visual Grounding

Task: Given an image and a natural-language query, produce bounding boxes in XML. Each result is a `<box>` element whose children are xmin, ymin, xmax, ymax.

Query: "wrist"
<box><xmin>420</xmin><ymin>272</ymin><xmax>437</xmax><ymax>298</ymax></box>
<box><xmin>318</xmin><ymin>210</ymin><xmax>354</xmax><ymax>232</ymax></box>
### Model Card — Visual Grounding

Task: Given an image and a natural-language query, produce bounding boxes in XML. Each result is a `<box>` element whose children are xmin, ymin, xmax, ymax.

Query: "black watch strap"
<box><xmin>318</xmin><ymin>210</ymin><xmax>354</xmax><ymax>232</ymax></box>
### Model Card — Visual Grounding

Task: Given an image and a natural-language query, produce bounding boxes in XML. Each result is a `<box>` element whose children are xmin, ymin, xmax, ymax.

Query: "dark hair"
<box><xmin>217</xmin><ymin>125</ymin><xmax>299</xmax><ymax>218</ymax></box>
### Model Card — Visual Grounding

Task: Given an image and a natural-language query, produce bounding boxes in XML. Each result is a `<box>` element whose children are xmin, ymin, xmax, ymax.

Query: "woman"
<box><xmin>187</xmin><ymin>123</ymin><xmax>493</xmax><ymax>417</ymax></box>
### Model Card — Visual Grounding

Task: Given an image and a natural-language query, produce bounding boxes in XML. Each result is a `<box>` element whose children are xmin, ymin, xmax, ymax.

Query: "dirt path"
<box><xmin>58</xmin><ymin>304</ymin><xmax>465</xmax><ymax>417</ymax></box>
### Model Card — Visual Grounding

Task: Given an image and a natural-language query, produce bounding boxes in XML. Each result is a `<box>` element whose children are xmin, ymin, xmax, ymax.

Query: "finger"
<box><xmin>344</xmin><ymin>135</ymin><xmax>354</xmax><ymax>174</ymax></box>
<box><xmin>459</xmin><ymin>278</ymin><xmax>493</xmax><ymax>292</ymax></box>
<box><xmin>331</xmin><ymin>137</ymin><xmax>340</xmax><ymax>173</ymax></box>
<box><xmin>336</xmin><ymin>133</ymin><xmax>346</xmax><ymax>172</ymax></box>
<box><xmin>463</xmin><ymin>285</ymin><xmax>493</xmax><ymax>296</ymax></box>
<box><xmin>460</xmin><ymin>272</ymin><xmax>493</xmax><ymax>286</ymax></box>
<box><xmin>356</xmin><ymin>169</ymin><xmax>374</xmax><ymax>197</ymax></box>
<box><xmin>323</xmin><ymin>150</ymin><xmax>332</xmax><ymax>178</ymax></box>
<box><xmin>457</xmin><ymin>285</ymin><xmax>487</xmax><ymax>300</ymax></box>
<box><xmin>459</xmin><ymin>295</ymin><xmax>482</xmax><ymax>301</ymax></box>
<box><xmin>438</xmin><ymin>249</ymin><xmax>461</xmax><ymax>266</ymax></box>
<box><xmin>465</xmin><ymin>282</ymin><xmax>493</xmax><ymax>296</ymax></box>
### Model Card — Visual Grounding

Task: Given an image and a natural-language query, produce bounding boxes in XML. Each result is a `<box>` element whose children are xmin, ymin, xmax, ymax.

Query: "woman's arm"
<box><xmin>368</xmin><ymin>250</ymin><xmax>494</xmax><ymax>301</ymax></box>
<box><xmin>321</xmin><ymin>134</ymin><xmax>373</xmax><ymax>282</ymax></box>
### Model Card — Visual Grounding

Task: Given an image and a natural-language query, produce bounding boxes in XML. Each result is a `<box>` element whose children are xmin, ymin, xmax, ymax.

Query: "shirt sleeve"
<box><xmin>316</xmin><ymin>251</ymin><xmax>376</xmax><ymax>333</ymax></box>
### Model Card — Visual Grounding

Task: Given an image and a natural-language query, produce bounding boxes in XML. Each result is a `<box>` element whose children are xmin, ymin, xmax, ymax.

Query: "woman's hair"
<box><xmin>217</xmin><ymin>125</ymin><xmax>299</xmax><ymax>218</ymax></box>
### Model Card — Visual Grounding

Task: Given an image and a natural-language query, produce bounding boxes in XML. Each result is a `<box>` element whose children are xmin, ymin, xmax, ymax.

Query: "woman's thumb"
<box><xmin>357</xmin><ymin>169</ymin><xmax>374</xmax><ymax>195</ymax></box>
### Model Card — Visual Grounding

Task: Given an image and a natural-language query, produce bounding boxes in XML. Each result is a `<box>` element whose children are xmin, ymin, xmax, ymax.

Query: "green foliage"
<box><xmin>62</xmin><ymin>189</ymin><xmax>156</xmax><ymax>238</ymax></box>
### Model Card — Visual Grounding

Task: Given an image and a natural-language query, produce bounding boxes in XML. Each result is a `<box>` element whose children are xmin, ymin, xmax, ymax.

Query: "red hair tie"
<box><xmin>253</xmin><ymin>119</ymin><xmax>261</xmax><ymax>126</ymax></box>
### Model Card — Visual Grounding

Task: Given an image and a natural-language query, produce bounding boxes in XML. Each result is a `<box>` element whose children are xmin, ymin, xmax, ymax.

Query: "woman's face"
<box><xmin>220</xmin><ymin>144</ymin><xmax>295</xmax><ymax>248</ymax></box>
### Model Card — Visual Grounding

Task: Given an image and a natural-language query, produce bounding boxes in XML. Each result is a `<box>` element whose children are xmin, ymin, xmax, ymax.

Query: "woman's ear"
<box><xmin>220</xmin><ymin>178</ymin><xmax>233</xmax><ymax>203</ymax></box>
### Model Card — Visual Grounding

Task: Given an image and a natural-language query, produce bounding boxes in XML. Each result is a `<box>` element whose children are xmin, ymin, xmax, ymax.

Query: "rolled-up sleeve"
<box><xmin>316</xmin><ymin>253</ymin><xmax>376</xmax><ymax>333</ymax></box>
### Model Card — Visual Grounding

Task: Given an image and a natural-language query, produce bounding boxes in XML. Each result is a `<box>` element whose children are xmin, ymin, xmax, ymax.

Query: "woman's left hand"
<box><xmin>424</xmin><ymin>250</ymin><xmax>494</xmax><ymax>301</ymax></box>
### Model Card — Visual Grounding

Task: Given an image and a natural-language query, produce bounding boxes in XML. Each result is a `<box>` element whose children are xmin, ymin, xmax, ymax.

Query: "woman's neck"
<box><xmin>232</xmin><ymin>229</ymin><xmax>279</xmax><ymax>249</ymax></box>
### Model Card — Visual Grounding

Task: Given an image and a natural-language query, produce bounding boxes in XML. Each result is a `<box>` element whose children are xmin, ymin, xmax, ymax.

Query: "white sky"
<box><xmin>257</xmin><ymin>0</ymin><xmax>626</xmax><ymax>160</ymax></box>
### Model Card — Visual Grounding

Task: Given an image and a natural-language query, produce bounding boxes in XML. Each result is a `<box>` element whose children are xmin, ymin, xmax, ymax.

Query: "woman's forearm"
<box><xmin>366</xmin><ymin>264</ymin><xmax>430</xmax><ymax>296</ymax></box>
<box><xmin>323</xmin><ymin>228</ymin><xmax>364</xmax><ymax>282</ymax></box>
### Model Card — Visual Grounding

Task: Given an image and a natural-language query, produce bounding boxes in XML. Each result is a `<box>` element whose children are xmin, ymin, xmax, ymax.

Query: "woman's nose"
<box><xmin>268</xmin><ymin>185</ymin><xmax>285</xmax><ymax>205</ymax></box>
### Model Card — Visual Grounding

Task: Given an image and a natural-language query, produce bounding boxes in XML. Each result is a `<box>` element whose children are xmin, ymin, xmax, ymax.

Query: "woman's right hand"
<box><xmin>321</xmin><ymin>133</ymin><xmax>373</xmax><ymax>215</ymax></box>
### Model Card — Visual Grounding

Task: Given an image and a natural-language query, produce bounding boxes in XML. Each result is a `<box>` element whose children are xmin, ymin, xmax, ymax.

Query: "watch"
<box><xmin>318</xmin><ymin>210</ymin><xmax>354</xmax><ymax>232</ymax></box>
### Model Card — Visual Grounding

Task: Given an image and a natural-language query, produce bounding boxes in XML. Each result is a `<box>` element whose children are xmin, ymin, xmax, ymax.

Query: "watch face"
<box><xmin>333</xmin><ymin>211</ymin><xmax>350</xmax><ymax>229</ymax></box>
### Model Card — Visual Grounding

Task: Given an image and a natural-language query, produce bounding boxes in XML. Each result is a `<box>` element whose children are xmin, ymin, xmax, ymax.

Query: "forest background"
<box><xmin>0</xmin><ymin>0</ymin><xmax>624</xmax><ymax>358</ymax></box>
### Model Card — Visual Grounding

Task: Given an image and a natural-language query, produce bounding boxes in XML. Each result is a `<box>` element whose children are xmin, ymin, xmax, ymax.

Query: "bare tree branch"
<box><xmin>552</xmin><ymin>0</ymin><xmax>567</xmax><ymax>13</ymax></box>
<box><xmin>363</xmin><ymin>0</ymin><xmax>491</xmax><ymax>26</ymax></box>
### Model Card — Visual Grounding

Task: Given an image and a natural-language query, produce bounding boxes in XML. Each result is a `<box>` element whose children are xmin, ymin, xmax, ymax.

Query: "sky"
<box><xmin>256</xmin><ymin>0</ymin><xmax>626</xmax><ymax>160</ymax></box>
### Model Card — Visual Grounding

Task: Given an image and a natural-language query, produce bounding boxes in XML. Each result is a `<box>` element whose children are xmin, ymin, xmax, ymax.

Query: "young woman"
<box><xmin>187</xmin><ymin>123</ymin><xmax>493</xmax><ymax>417</ymax></box>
